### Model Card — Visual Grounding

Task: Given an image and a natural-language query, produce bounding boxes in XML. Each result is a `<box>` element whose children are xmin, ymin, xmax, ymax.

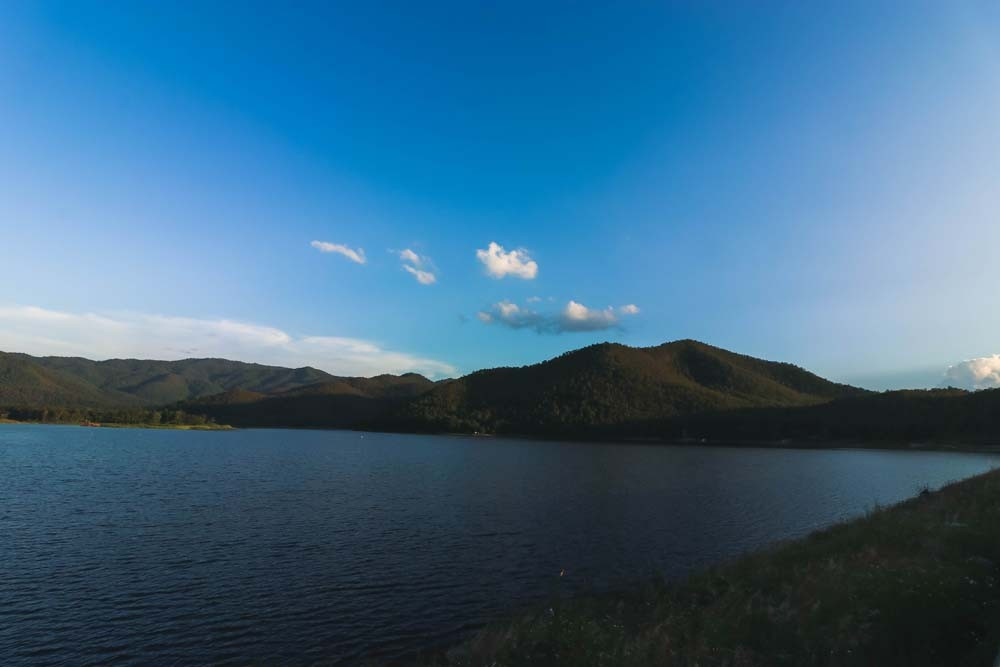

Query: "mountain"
<box><xmin>0</xmin><ymin>352</ymin><xmax>142</xmax><ymax>408</ymax></box>
<box><xmin>7</xmin><ymin>341</ymin><xmax>996</xmax><ymax>445</ymax></box>
<box><xmin>669</xmin><ymin>387</ymin><xmax>1000</xmax><ymax>444</ymax></box>
<box><xmin>180</xmin><ymin>339</ymin><xmax>866</xmax><ymax>434</ymax></box>
<box><xmin>1</xmin><ymin>340</ymin><xmax>871</xmax><ymax>437</ymax></box>
<box><xmin>381</xmin><ymin>339</ymin><xmax>867</xmax><ymax>436</ymax></box>
<box><xmin>176</xmin><ymin>375</ymin><xmax>438</xmax><ymax>429</ymax></box>
<box><xmin>0</xmin><ymin>352</ymin><xmax>411</xmax><ymax>407</ymax></box>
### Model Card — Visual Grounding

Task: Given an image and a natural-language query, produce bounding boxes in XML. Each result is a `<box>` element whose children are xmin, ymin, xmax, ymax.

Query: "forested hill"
<box><xmin>173</xmin><ymin>374</ymin><xmax>437</xmax><ymax>429</ymax></box>
<box><xmin>0</xmin><ymin>352</ymin><xmax>137</xmax><ymax>408</ymax></box>
<box><xmin>667</xmin><ymin>387</ymin><xmax>1000</xmax><ymax>444</ymax></box>
<box><xmin>0</xmin><ymin>351</ymin><xmax>428</xmax><ymax>408</ymax></box>
<box><xmin>382</xmin><ymin>339</ymin><xmax>867</xmax><ymax>435</ymax></box>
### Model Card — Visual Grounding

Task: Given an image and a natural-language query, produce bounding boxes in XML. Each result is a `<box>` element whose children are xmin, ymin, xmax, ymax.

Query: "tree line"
<box><xmin>0</xmin><ymin>406</ymin><xmax>215</xmax><ymax>426</ymax></box>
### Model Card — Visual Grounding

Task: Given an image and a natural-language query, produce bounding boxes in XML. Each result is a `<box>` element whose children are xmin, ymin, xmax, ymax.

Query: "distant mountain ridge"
<box><xmin>0</xmin><ymin>352</ymin><xmax>430</xmax><ymax>408</ymax></box>
<box><xmin>168</xmin><ymin>339</ymin><xmax>866</xmax><ymax>434</ymax></box>
<box><xmin>0</xmin><ymin>352</ymin><xmax>136</xmax><ymax>408</ymax></box>
<box><xmin>1</xmin><ymin>340</ymin><xmax>875</xmax><ymax>438</ymax></box>
<box><xmin>176</xmin><ymin>376</ymin><xmax>438</xmax><ymax>429</ymax></box>
<box><xmin>6</xmin><ymin>342</ymin><xmax>998</xmax><ymax>445</ymax></box>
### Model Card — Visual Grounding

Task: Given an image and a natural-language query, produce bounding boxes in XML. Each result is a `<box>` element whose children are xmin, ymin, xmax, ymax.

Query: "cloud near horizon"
<box><xmin>476</xmin><ymin>242</ymin><xmax>538</xmax><ymax>279</ymax></box>
<box><xmin>0</xmin><ymin>305</ymin><xmax>455</xmax><ymax>378</ymax></box>
<box><xmin>310</xmin><ymin>240</ymin><xmax>367</xmax><ymax>264</ymax></box>
<box><xmin>942</xmin><ymin>355</ymin><xmax>1000</xmax><ymax>390</ymax></box>
<box><xmin>477</xmin><ymin>299</ymin><xmax>639</xmax><ymax>333</ymax></box>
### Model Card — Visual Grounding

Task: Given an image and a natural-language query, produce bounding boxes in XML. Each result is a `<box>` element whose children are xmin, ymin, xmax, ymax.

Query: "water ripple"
<box><xmin>2</xmin><ymin>424</ymin><xmax>998</xmax><ymax>664</ymax></box>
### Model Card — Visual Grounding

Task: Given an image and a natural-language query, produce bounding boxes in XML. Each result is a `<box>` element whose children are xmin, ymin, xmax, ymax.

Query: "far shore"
<box><xmin>98</xmin><ymin>422</ymin><xmax>235</xmax><ymax>431</ymax></box>
<box><xmin>6</xmin><ymin>419</ymin><xmax>1000</xmax><ymax>454</ymax></box>
<box><xmin>0</xmin><ymin>419</ymin><xmax>233</xmax><ymax>431</ymax></box>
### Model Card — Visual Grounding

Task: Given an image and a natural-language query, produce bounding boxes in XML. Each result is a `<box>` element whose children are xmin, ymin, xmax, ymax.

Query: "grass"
<box><xmin>433</xmin><ymin>468</ymin><xmax>1000</xmax><ymax>666</ymax></box>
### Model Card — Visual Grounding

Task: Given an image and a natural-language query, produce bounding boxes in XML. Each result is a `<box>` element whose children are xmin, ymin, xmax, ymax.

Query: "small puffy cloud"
<box><xmin>477</xmin><ymin>300</ymin><xmax>544</xmax><ymax>330</ymax></box>
<box><xmin>620</xmin><ymin>304</ymin><xmax>640</xmax><ymax>315</ymax></box>
<box><xmin>497</xmin><ymin>301</ymin><xmax>521</xmax><ymax>317</ymax></box>
<box><xmin>526</xmin><ymin>296</ymin><xmax>542</xmax><ymax>303</ymax></box>
<box><xmin>403</xmin><ymin>264</ymin><xmax>437</xmax><ymax>285</ymax></box>
<box><xmin>0</xmin><ymin>305</ymin><xmax>455</xmax><ymax>378</ymax></box>
<box><xmin>398</xmin><ymin>248</ymin><xmax>422</xmax><ymax>266</ymax></box>
<box><xmin>478</xmin><ymin>299</ymin><xmax>639</xmax><ymax>334</ymax></box>
<box><xmin>562</xmin><ymin>300</ymin><xmax>619</xmax><ymax>331</ymax></box>
<box><xmin>942</xmin><ymin>355</ymin><xmax>1000</xmax><ymax>390</ymax></box>
<box><xmin>476</xmin><ymin>242</ymin><xmax>538</xmax><ymax>279</ymax></box>
<box><xmin>397</xmin><ymin>248</ymin><xmax>436</xmax><ymax>284</ymax></box>
<box><xmin>311</xmin><ymin>240</ymin><xmax>366</xmax><ymax>264</ymax></box>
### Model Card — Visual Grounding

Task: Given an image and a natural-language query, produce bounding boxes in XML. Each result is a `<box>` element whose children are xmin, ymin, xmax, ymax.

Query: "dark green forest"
<box><xmin>0</xmin><ymin>405</ymin><xmax>215</xmax><ymax>426</ymax></box>
<box><xmin>668</xmin><ymin>387</ymin><xmax>1000</xmax><ymax>445</ymax></box>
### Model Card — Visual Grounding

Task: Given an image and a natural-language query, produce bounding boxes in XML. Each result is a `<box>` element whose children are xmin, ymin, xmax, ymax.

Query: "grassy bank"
<box><xmin>436</xmin><ymin>468</ymin><xmax>1000</xmax><ymax>666</ymax></box>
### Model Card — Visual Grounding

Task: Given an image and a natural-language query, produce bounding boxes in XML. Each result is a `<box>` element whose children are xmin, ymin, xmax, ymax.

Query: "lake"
<box><xmin>2</xmin><ymin>425</ymin><xmax>998</xmax><ymax>665</ymax></box>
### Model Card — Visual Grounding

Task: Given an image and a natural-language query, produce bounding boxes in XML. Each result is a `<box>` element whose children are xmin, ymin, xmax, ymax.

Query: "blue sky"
<box><xmin>2</xmin><ymin>2</ymin><xmax>1000</xmax><ymax>388</ymax></box>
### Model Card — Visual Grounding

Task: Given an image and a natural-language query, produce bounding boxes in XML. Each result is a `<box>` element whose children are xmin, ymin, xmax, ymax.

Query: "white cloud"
<box><xmin>478</xmin><ymin>300</ymin><xmax>543</xmax><ymax>331</ymax></box>
<box><xmin>620</xmin><ymin>304</ymin><xmax>640</xmax><ymax>315</ymax></box>
<box><xmin>403</xmin><ymin>264</ymin><xmax>437</xmax><ymax>285</ymax></box>
<box><xmin>475</xmin><ymin>241</ymin><xmax>538</xmax><ymax>279</ymax></box>
<box><xmin>311</xmin><ymin>240</ymin><xmax>366</xmax><ymax>264</ymax></box>
<box><xmin>0</xmin><ymin>305</ymin><xmax>455</xmax><ymax>378</ymax></box>
<box><xmin>397</xmin><ymin>248</ymin><xmax>437</xmax><ymax>284</ymax></box>
<box><xmin>942</xmin><ymin>355</ymin><xmax>1000</xmax><ymax>390</ymax></box>
<box><xmin>497</xmin><ymin>301</ymin><xmax>521</xmax><ymax>317</ymax></box>
<box><xmin>562</xmin><ymin>300</ymin><xmax>619</xmax><ymax>331</ymax></box>
<box><xmin>477</xmin><ymin>299</ymin><xmax>639</xmax><ymax>334</ymax></box>
<box><xmin>526</xmin><ymin>296</ymin><xmax>542</xmax><ymax>303</ymax></box>
<box><xmin>398</xmin><ymin>248</ymin><xmax>422</xmax><ymax>266</ymax></box>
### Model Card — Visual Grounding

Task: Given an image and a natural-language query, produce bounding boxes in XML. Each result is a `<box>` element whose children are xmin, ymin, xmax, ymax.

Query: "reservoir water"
<box><xmin>2</xmin><ymin>424</ymin><xmax>998</xmax><ymax>665</ymax></box>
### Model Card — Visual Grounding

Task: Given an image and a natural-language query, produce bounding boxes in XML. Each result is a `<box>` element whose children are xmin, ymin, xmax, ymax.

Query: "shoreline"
<box><xmin>5</xmin><ymin>419</ymin><xmax>1000</xmax><ymax>453</ymax></box>
<box><xmin>98</xmin><ymin>422</ymin><xmax>234</xmax><ymax>431</ymax></box>
<box><xmin>0</xmin><ymin>419</ymin><xmax>233</xmax><ymax>431</ymax></box>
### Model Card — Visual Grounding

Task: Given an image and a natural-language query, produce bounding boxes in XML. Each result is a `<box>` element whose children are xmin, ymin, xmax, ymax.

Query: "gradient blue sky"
<box><xmin>2</xmin><ymin>2</ymin><xmax>1000</xmax><ymax>388</ymax></box>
